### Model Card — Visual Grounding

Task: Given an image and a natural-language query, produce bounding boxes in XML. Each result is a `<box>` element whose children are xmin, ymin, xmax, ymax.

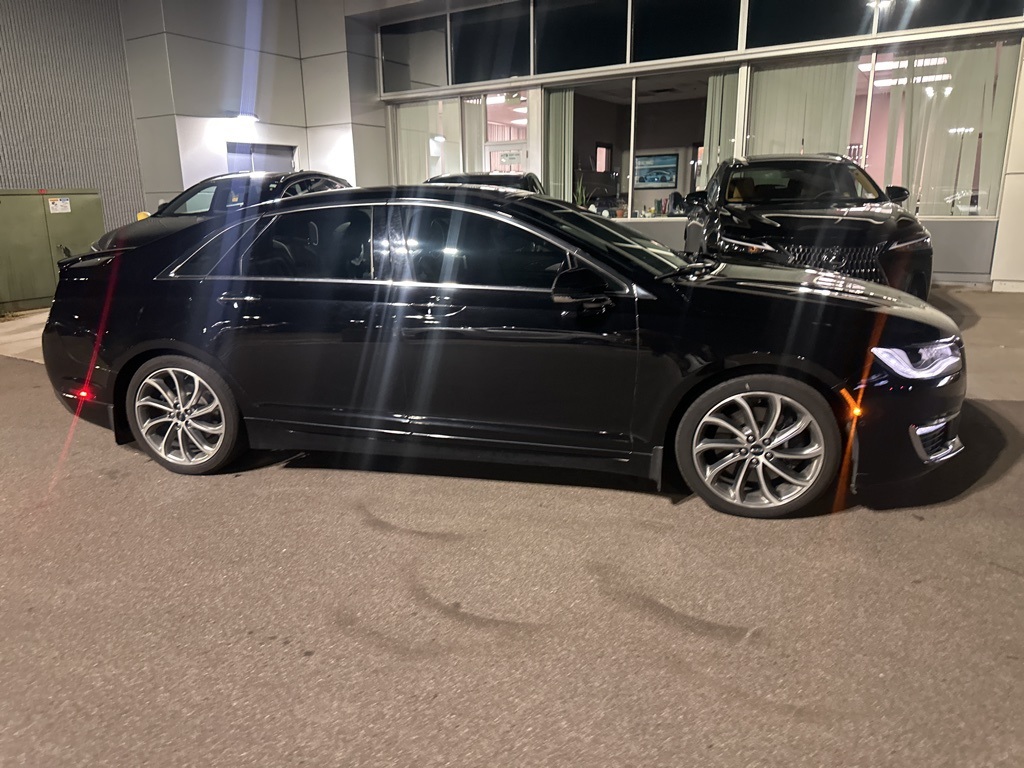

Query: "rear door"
<box><xmin>170</xmin><ymin>203</ymin><xmax>407</xmax><ymax>436</ymax></box>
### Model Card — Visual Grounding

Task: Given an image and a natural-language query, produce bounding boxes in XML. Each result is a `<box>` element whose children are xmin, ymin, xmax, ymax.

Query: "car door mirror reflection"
<box><xmin>551</xmin><ymin>267</ymin><xmax>612</xmax><ymax>309</ymax></box>
<box><xmin>886</xmin><ymin>185</ymin><xmax>911</xmax><ymax>204</ymax></box>
<box><xmin>685</xmin><ymin>190</ymin><xmax>708</xmax><ymax>209</ymax></box>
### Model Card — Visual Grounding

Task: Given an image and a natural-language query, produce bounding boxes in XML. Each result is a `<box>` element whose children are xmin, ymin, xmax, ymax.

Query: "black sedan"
<box><xmin>92</xmin><ymin>171</ymin><xmax>351</xmax><ymax>251</ymax></box>
<box><xmin>685</xmin><ymin>155</ymin><xmax>933</xmax><ymax>300</ymax></box>
<box><xmin>43</xmin><ymin>185</ymin><xmax>965</xmax><ymax>518</ymax></box>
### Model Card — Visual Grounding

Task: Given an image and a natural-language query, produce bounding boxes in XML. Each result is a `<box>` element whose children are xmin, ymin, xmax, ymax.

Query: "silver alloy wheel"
<box><xmin>134</xmin><ymin>367</ymin><xmax>225</xmax><ymax>465</ymax></box>
<box><xmin>691</xmin><ymin>391</ymin><xmax>826</xmax><ymax>510</ymax></box>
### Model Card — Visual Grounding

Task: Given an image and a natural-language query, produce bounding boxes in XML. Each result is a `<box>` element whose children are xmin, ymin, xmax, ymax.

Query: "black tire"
<box><xmin>675</xmin><ymin>375</ymin><xmax>842</xmax><ymax>519</ymax></box>
<box><xmin>126</xmin><ymin>355</ymin><xmax>245</xmax><ymax>475</ymax></box>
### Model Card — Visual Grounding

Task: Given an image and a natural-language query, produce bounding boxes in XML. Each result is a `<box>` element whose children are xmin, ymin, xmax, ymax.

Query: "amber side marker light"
<box><xmin>839</xmin><ymin>387</ymin><xmax>863</xmax><ymax>418</ymax></box>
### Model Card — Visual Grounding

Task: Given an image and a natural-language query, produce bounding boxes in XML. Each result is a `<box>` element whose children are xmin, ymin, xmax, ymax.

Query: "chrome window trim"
<box><xmin>164</xmin><ymin>197</ymin><xmax>639</xmax><ymax>297</ymax></box>
<box><xmin>163</xmin><ymin>219</ymin><xmax>262</xmax><ymax>279</ymax></box>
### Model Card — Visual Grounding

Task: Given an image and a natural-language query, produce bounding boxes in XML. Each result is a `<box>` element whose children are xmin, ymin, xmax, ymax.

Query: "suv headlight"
<box><xmin>717</xmin><ymin>235</ymin><xmax>776</xmax><ymax>256</ymax></box>
<box><xmin>871</xmin><ymin>337</ymin><xmax>962</xmax><ymax>379</ymax></box>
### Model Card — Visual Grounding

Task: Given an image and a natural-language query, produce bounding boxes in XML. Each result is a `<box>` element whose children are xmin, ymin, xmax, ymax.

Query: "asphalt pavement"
<box><xmin>1</xmin><ymin>290</ymin><xmax>1022</xmax><ymax>767</ymax></box>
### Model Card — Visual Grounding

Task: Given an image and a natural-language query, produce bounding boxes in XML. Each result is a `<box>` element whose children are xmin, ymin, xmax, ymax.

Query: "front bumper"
<box><xmin>852</xmin><ymin>362</ymin><xmax>966</xmax><ymax>485</ymax></box>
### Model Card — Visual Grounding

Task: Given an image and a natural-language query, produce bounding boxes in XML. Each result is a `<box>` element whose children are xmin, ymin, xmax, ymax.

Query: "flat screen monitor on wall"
<box><xmin>635</xmin><ymin>154</ymin><xmax>679</xmax><ymax>189</ymax></box>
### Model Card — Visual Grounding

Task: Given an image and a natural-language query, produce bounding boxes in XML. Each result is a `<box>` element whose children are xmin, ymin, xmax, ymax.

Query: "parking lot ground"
<box><xmin>1</xmin><ymin>288</ymin><xmax>1022</xmax><ymax>766</ymax></box>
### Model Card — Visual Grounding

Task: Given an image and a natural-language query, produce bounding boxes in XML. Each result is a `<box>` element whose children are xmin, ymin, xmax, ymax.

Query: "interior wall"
<box><xmin>572</xmin><ymin>95</ymin><xmax>630</xmax><ymax>176</ymax></box>
<box><xmin>0</xmin><ymin>0</ymin><xmax>144</xmax><ymax>229</ymax></box>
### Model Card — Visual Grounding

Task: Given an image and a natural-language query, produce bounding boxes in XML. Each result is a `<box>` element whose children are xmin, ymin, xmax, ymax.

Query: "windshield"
<box><xmin>723</xmin><ymin>161</ymin><xmax>884</xmax><ymax>205</ymax></box>
<box><xmin>159</xmin><ymin>176</ymin><xmax>271</xmax><ymax>216</ymax></box>
<box><xmin>524</xmin><ymin>202</ymin><xmax>688</xmax><ymax>276</ymax></box>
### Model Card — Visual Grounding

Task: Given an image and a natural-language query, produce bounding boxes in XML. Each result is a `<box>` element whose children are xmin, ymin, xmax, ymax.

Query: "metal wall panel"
<box><xmin>0</xmin><ymin>0</ymin><xmax>145</xmax><ymax>229</ymax></box>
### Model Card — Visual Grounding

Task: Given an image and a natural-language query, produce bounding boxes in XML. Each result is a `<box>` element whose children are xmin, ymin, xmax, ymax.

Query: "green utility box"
<box><xmin>0</xmin><ymin>189</ymin><xmax>105</xmax><ymax>314</ymax></box>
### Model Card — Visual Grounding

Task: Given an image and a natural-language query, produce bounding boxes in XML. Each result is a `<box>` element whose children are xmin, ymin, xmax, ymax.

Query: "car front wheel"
<box><xmin>675</xmin><ymin>375</ymin><xmax>842</xmax><ymax>518</ymax></box>
<box><xmin>126</xmin><ymin>355</ymin><xmax>244</xmax><ymax>474</ymax></box>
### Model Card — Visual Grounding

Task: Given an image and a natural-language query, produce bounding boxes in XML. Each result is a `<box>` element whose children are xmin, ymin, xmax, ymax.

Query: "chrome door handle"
<box><xmin>218</xmin><ymin>292</ymin><xmax>261</xmax><ymax>303</ymax></box>
<box><xmin>408</xmin><ymin>303</ymin><xmax>465</xmax><ymax>318</ymax></box>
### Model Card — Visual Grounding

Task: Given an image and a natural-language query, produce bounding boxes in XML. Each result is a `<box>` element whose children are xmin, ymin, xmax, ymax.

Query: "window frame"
<box><xmin>384</xmin><ymin>199</ymin><xmax>632</xmax><ymax>294</ymax></box>
<box><xmin>164</xmin><ymin>203</ymin><xmax>387</xmax><ymax>283</ymax></box>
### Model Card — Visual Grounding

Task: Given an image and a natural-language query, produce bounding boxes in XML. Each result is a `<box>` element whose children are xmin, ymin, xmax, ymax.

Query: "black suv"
<box><xmin>44</xmin><ymin>185</ymin><xmax>965</xmax><ymax>518</ymax></box>
<box><xmin>685</xmin><ymin>155</ymin><xmax>933</xmax><ymax>299</ymax></box>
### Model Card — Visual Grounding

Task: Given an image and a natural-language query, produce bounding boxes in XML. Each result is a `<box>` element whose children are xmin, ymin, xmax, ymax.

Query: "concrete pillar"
<box><xmin>298</xmin><ymin>0</ymin><xmax>389</xmax><ymax>186</ymax></box>
<box><xmin>991</xmin><ymin>50</ymin><xmax>1024</xmax><ymax>292</ymax></box>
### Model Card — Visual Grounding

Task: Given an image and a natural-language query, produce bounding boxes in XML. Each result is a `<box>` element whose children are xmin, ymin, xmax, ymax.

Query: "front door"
<box><xmin>387</xmin><ymin>203</ymin><xmax>638</xmax><ymax>455</ymax></box>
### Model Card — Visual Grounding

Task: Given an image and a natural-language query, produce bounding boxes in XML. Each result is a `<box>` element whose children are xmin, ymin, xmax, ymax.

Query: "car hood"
<box><xmin>94</xmin><ymin>214</ymin><xmax>208</xmax><ymax>250</ymax></box>
<box><xmin>681</xmin><ymin>258</ymin><xmax>959</xmax><ymax>337</ymax></box>
<box><xmin>717</xmin><ymin>201</ymin><xmax>926</xmax><ymax>248</ymax></box>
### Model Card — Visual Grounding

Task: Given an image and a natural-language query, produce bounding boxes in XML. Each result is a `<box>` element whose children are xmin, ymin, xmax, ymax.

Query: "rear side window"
<box><xmin>393</xmin><ymin>205</ymin><xmax>568</xmax><ymax>289</ymax></box>
<box><xmin>171</xmin><ymin>207</ymin><xmax>379</xmax><ymax>280</ymax></box>
<box><xmin>240</xmin><ymin>207</ymin><xmax>375</xmax><ymax>279</ymax></box>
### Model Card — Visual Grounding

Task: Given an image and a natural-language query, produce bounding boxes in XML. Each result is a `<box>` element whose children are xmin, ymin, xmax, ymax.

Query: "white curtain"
<box><xmin>701</xmin><ymin>71</ymin><xmax>738</xmax><ymax>187</ymax></box>
<box><xmin>461</xmin><ymin>97</ymin><xmax>487</xmax><ymax>173</ymax></box>
<box><xmin>883</xmin><ymin>41</ymin><xmax>1019</xmax><ymax>216</ymax></box>
<box><xmin>394</xmin><ymin>99</ymin><xmax>463</xmax><ymax>184</ymax></box>
<box><xmin>544</xmin><ymin>88</ymin><xmax>574</xmax><ymax>202</ymax></box>
<box><xmin>748</xmin><ymin>61</ymin><xmax>858</xmax><ymax>157</ymax></box>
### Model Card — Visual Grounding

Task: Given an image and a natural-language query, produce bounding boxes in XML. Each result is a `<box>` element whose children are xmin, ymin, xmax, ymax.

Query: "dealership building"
<box><xmin>4</xmin><ymin>0</ymin><xmax>1024</xmax><ymax>290</ymax></box>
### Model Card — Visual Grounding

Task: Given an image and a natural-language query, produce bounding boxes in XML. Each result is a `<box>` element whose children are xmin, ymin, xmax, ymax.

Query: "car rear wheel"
<box><xmin>675</xmin><ymin>375</ymin><xmax>841</xmax><ymax>518</ymax></box>
<box><xmin>126</xmin><ymin>355</ymin><xmax>244</xmax><ymax>475</ymax></box>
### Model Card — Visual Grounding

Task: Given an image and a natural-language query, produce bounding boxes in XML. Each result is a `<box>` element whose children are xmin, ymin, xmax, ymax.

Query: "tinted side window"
<box><xmin>238</xmin><ymin>207</ymin><xmax>375</xmax><ymax>279</ymax></box>
<box><xmin>172</xmin><ymin>221</ymin><xmax>258</xmax><ymax>277</ymax></box>
<box><xmin>396</xmin><ymin>206</ymin><xmax>568</xmax><ymax>288</ymax></box>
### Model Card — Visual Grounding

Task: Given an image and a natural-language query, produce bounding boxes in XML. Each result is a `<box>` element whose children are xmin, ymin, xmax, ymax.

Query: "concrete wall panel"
<box><xmin>125</xmin><ymin>36</ymin><xmax>174</xmax><ymax>118</ymax></box>
<box><xmin>307</xmin><ymin>124</ymin><xmax>357</xmax><ymax>181</ymax></box>
<box><xmin>134</xmin><ymin>116</ymin><xmax>184</xmax><ymax>193</ymax></box>
<box><xmin>162</xmin><ymin>0</ymin><xmax>300</xmax><ymax>57</ymax></box>
<box><xmin>302</xmin><ymin>54</ymin><xmax>351</xmax><ymax>126</ymax></box>
<box><xmin>297</xmin><ymin>0</ymin><xmax>348</xmax><ymax>57</ymax></box>
<box><xmin>119</xmin><ymin>0</ymin><xmax>164</xmax><ymax>40</ymax></box>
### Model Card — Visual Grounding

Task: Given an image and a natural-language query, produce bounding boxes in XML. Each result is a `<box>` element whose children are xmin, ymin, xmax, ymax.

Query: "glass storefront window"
<box><xmin>381</xmin><ymin>16</ymin><xmax>448</xmax><ymax>93</ymax></box>
<box><xmin>451</xmin><ymin>2</ymin><xmax>530</xmax><ymax>84</ymax></box>
<box><xmin>631</xmin><ymin>71</ymin><xmax>735</xmax><ymax>216</ymax></box>
<box><xmin>747</xmin><ymin>0</ymin><xmax>873</xmax><ymax>48</ymax></box>
<box><xmin>570</xmin><ymin>79</ymin><xmax>634</xmax><ymax>214</ymax></box>
<box><xmin>747</xmin><ymin>58</ymin><xmax>864</xmax><ymax>156</ymax></box>
<box><xmin>879</xmin><ymin>0</ymin><xmax>1024</xmax><ymax>34</ymax></box>
<box><xmin>535</xmin><ymin>0</ymin><xmax>628</xmax><ymax>74</ymax></box>
<box><xmin>462</xmin><ymin>90</ymin><xmax>542</xmax><ymax>175</ymax></box>
<box><xmin>632</xmin><ymin>0</ymin><xmax>740</xmax><ymax>61</ymax></box>
<box><xmin>869</xmin><ymin>40</ymin><xmax>1020</xmax><ymax>216</ymax></box>
<box><xmin>393</xmin><ymin>99</ymin><xmax>463</xmax><ymax>184</ymax></box>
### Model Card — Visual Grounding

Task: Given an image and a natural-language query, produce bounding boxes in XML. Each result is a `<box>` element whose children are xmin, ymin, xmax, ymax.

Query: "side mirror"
<box><xmin>136</xmin><ymin>211</ymin><xmax>151</xmax><ymax>221</ymax></box>
<box><xmin>886</xmin><ymin>185</ymin><xmax>910</xmax><ymax>204</ymax></box>
<box><xmin>552</xmin><ymin>268</ymin><xmax>612</xmax><ymax>309</ymax></box>
<box><xmin>685</xmin><ymin>190</ymin><xmax>708</xmax><ymax>208</ymax></box>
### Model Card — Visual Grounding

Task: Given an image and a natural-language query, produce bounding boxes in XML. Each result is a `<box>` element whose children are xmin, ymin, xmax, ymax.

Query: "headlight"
<box><xmin>871</xmin><ymin>337</ymin><xmax>962</xmax><ymax>379</ymax></box>
<box><xmin>717</xmin><ymin>235</ymin><xmax>776</xmax><ymax>256</ymax></box>
<box><xmin>887</xmin><ymin>234</ymin><xmax>931</xmax><ymax>253</ymax></box>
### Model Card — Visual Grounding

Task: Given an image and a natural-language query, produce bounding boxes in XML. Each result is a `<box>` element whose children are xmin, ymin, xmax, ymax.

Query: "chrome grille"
<box><xmin>919</xmin><ymin>423</ymin><xmax>949</xmax><ymax>456</ymax></box>
<box><xmin>780</xmin><ymin>243</ymin><xmax>886</xmax><ymax>284</ymax></box>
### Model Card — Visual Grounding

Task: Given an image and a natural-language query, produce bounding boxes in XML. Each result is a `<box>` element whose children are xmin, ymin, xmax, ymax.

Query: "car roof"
<box><xmin>204</xmin><ymin>170</ymin><xmax>348</xmax><ymax>185</ymax></box>
<box><xmin>271</xmin><ymin>183</ymin><xmax>542</xmax><ymax>213</ymax></box>
<box><xmin>730</xmin><ymin>154</ymin><xmax>855</xmax><ymax>166</ymax></box>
